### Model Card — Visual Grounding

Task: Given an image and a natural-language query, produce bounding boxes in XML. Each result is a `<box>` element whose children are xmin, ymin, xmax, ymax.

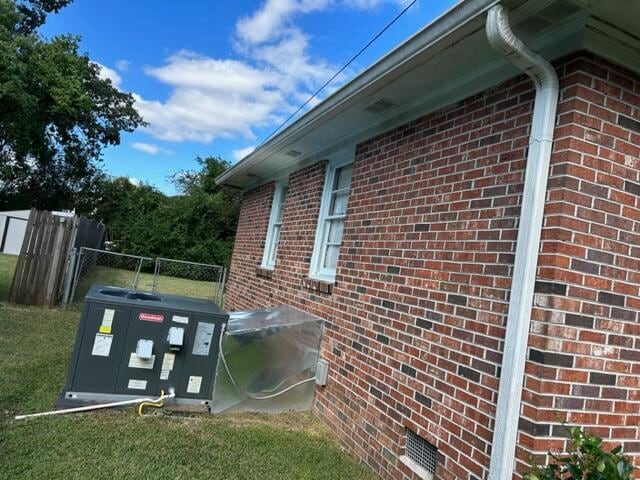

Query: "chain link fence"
<box><xmin>65</xmin><ymin>247</ymin><xmax>226</xmax><ymax>306</ymax></box>
<box><xmin>152</xmin><ymin>257</ymin><xmax>226</xmax><ymax>305</ymax></box>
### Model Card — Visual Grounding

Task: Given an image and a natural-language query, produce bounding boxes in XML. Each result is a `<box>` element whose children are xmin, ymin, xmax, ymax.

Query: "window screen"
<box><xmin>310</xmin><ymin>162</ymin><xmax>353</xmax><ymax>280</ymax></box>
<box><xmin>262</xmin><ymin>184</ymin><xmax>287</xmax><ymax>268</ymax></box>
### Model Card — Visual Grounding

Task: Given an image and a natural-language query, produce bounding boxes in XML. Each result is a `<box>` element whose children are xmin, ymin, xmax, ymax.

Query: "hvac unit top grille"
<box><xmin>364</xmin><ymin>98</ymin><xmax>396</xmax><ymax>114</ymax></box>
<box><xmin>406</xmin><ymin>429</ymin><xmax>437</xmax><ymax>475</ymax></box>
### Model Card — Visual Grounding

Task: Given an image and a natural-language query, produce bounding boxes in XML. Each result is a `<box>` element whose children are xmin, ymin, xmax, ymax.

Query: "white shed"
<box><xmin>0</xmin><ymin>210</ymin><xmax>74</xmax><ymax>255</ymax></box>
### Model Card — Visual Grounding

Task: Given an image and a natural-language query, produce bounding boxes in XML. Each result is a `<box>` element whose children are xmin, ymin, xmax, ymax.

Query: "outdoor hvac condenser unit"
<box><xmin>60</xmin><ymin>284</ymin><xmax>228</xmax><ymax>410</ymax></box>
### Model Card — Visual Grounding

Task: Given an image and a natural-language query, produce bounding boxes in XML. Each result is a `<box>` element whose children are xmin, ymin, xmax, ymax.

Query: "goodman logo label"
<box><xmin>139</xmin><ymin>313</ymin><xmax>164</xmax><ymax>323</ymax></box>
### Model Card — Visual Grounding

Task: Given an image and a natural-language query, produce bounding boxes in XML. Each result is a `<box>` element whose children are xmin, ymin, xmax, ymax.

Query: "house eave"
<box><xmin>216</xmin><ymin>0</ymin><xmax>504</xmax><ymax>187</ymax></box>
<box><xmin>216</xmin><ymin>0</ymin><xmax>640</xmax><ymax>190</ymax></box>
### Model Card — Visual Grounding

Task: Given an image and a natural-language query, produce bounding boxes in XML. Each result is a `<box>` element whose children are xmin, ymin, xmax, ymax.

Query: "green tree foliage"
<box><xmin>0</xmin><ymin>0</ymin><xmax>144</xmax><ymax>211</ymax></box>
<box><xmin>93</xmin><ymin>157</ymin><xmax>241</xmax><ymax>267</ymax></box>
<box><xmin>526</xmin><ymin>426</ymin><xmax>633</xmax><ymax>480</ymax></box>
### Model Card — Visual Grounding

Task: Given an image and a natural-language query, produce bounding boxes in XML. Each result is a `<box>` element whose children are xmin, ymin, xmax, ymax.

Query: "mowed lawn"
<box><xmin>0</xmin><ymin>253</ymin><xmax>373</xmax><ymax>480</ymax></box>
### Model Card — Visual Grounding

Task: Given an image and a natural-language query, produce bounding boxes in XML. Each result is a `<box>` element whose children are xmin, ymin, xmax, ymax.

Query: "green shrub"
<box><xmin>525</xmin><ymin>426</ymin><xmax>633</xmax><ymax>480</ymax></box>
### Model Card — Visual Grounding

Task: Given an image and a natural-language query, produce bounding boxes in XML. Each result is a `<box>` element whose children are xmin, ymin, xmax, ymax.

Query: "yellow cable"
<box><xmin>136</xmin><ymin>390</ymin><xmax>165</xmax><ymax>417</ymax></box>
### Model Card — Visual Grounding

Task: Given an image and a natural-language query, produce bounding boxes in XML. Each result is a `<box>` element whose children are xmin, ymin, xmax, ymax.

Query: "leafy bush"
<box><xmin>92</xmin><ymin>157</ymin><xmax>241</xmax><ymax>267</ymax></box>
<box><xmin>525</xmin><ymin>426</ymin><xmax>633</xmax><ymax>480</ymax></box>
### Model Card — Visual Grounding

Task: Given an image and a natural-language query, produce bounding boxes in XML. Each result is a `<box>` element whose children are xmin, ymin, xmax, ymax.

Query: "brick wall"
<box><xmin>517</xmin><ymin>54</ymin><xmax>640</xmax><ymax>474</ymax></box>
<box><xmin>224</xmin><ymin>52</ymin><xmax>640</xmax><ymax>479</ymax></box>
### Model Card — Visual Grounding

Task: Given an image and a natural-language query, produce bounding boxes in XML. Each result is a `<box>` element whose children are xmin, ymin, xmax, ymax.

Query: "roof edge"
<box><xmin>216</xmin><ymin>0</ymin><xmax>502</xmax><ymax>186</ymax></box>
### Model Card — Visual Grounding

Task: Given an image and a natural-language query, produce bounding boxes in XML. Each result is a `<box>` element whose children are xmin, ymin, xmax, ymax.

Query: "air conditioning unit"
<box><xmin>60</xmin><ymin>284</ymin><xmax>228</xmax><ymax>411</ymax></box>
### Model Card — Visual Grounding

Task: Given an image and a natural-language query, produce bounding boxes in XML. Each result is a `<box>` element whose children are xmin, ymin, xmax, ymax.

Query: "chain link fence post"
<box><xmin>61</xmin><ymin>247</ymin><xmax>77</xmax><ymax>306</ymax></box>
<box><xmin>68</xmin><ymin>248</ymin><xmax>85</xmax><ymax>307</ymax></box>
<box><xmin>132</xmin><ymin>257</ymin><xmax>145</xmax><ymax>290</ymax></box>
<box><xmin>217</xmin><ymin>267</ymin><xmax>228</xmax><ymax>306</ymax></box>
<box><xmin>151</xmin><ymin>258</ymin><xmax>160</xmax><ymax>293</ymax></box>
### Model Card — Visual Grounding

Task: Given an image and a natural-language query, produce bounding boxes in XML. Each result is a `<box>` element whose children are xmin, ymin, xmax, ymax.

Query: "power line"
<box><xmin>258</xmin><ymin>0</ymin><xmax>418</xmax><ymax>148</ymax></box>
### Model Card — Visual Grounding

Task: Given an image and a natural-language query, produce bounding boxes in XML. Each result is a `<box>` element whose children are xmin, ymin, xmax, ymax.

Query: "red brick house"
<box><xmin>217</xmin><ymin>0</ymin><xmax>640</xmax><ymax>478</ymax></box>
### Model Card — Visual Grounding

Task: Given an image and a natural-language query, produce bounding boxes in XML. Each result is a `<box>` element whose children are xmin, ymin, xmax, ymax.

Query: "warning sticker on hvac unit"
<box><xmin>99</xmin><ymin>309</ymin><xmax>115</xmax><ymax>333</ymax></box>
<box><xmin>187</xmin><ymin>376</ymin><xmax>202</xmax><ymax>394</ymax></box>
<box><xmin>127</xmin><ymin>379</ymin><xmax>147</xmax><ymax>390</ymax></box>
<box><xmin>172</xmin><ymin>315</ymin><xmax>189</xmax><ymax>324</ymax></box>
<box><xmin>160</xmin><ymin>353</ymin><xmax>175</xmax><ymax>380</ymax></box>
<box><xmin>128</xmin><ymin>353</ymin><xmax>155</xmax><ymax>370</ymax></box>
<box><xmin>91</xmin><ymin>333</ymin><xmax>113</xmax><ymax>357</ymax></box>
<box><xmin>139</xmin><ymin>312</ymin><xmax>164</xmax><ymax>323</ymax></box>
<box><xmin>192</xmin><ymin>322</ymin><xmax>214</xmax><ymax>356</ymax></box>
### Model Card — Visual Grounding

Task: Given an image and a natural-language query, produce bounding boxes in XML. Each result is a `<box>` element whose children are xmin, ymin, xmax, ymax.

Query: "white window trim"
<box><xmin>261</xmin><ymin>183</ymin><xmax>287</xmax><ymax>269</ymax></box>
<box><xmin>309</xmin><ymin>158</ymin><xmax>353</xmax><ymax>282</ymax></box>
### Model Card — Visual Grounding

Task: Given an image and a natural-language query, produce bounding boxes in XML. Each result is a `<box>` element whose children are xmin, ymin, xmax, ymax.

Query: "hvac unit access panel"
<box><xmin>64</xmin><ymin>286</ymin><xmax>228</xmax><ymax>401</ymax></box>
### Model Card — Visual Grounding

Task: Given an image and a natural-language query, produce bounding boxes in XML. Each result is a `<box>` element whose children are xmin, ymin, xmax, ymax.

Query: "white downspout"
<box><xmin>485</xmin><ymin>4</ymin><xmax>559</xmax><ymax>479</ymax></box>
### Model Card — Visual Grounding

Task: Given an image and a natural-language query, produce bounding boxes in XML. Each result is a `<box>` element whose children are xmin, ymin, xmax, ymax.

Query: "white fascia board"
<box><xmin>215</xmin><ymin>0</ymin><xmax>502</xmax><ymax>187</ymax></box>
<box><xmin>220</xmin><ymin>14</ymin><xmax>588</xmax><ymax>191</ymax></box>
<box><xmin>584</xmin><ymin>17</ymin><xmax>640</xmax><ymax>76</ymax></box>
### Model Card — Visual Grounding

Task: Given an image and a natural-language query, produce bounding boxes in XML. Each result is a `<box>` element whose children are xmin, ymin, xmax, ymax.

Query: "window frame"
<box><xmin>309</xmin><ymin>158</ymin><xmax>353</xmax><ymax>282</ymax></box>
<box><xmin>261</xmin><ymin>183</ymin><xmax>287</xmax><ymax>269</ymax></box>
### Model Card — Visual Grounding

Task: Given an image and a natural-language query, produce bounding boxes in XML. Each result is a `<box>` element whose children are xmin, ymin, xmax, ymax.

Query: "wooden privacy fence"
<box><xmin>9</xmin><ymin>209</ymin><xmax>104</xmax><ymax>307</ymax></box>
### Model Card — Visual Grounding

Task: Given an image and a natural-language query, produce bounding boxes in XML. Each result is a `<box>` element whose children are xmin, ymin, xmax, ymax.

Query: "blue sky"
<box><xmin>41</xmin><ymin>0</ymin><xmax>456</xmax><ymax>194</ymax></box>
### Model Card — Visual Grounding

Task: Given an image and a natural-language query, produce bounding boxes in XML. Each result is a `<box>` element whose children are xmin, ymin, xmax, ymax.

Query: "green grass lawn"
<box><xmin>0</xmin><ymin>253</ymin><xmax>18</xmax><ymax>302</ymax></box>
<box><xmin>0</xmin><ymin>254</ymin><xmax>373</xmax><ymax>480</ymax></box>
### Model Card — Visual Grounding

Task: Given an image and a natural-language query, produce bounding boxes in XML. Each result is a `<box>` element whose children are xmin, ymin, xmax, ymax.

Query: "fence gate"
<box><xmin>9</xmin><ymin>210</ymin><xmax>76</xmax><ymax>307</ymax></box>
<box><xmin>66</xmin><ymin>248</ymin><xmax>154</xmax><ymax>305</ymax></box>
<box><xmin>9</xmin><ymin>209</ymin><xmax>105</xmax><ymax>307</ymax></box>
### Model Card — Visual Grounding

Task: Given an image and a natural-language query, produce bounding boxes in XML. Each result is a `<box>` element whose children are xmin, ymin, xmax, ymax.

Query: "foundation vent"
<box><xmin>406</xmin><ymin>430</ymin><xmax>437</xmax><ymax>476</ymax></box>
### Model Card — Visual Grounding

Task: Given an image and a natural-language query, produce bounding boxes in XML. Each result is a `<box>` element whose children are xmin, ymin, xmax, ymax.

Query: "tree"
<box><xmin>167</xmin><ymin>157</ymin><xmax>243</xmax><ymax>266</ymax></box>
<box><xmin>0</xmin><ymin>0</ymin><xmax>144</xmax><ymax>211</ymax></box>
<box><xmin>91</xmin><ymin>157</ymin><xmax>242</xmax><ymax>267</ymax></box>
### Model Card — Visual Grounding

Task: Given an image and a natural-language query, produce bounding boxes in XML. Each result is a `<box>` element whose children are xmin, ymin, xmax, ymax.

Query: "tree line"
<box><xmin>94</xmin><ymin>157</ymin><xmax>241</xmax><ymax>267</ymax></box>
<box><xmin>0</xmin><ymin>0</ymin><xmax>241</xmax><ymax>266</ymax></box>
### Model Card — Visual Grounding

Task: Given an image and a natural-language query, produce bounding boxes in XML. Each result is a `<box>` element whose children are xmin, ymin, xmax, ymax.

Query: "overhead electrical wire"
<box><xmin>257</xmin><ymin>0</ymin><xmax>419</xmax><ymax>148</ymax></box>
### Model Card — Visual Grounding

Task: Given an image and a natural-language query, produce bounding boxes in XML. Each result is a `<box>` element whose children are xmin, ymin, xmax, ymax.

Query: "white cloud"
<box><xmin>131</xmin><ymin>142</ymin><xmax>159</xmax><ymax>154</ymax></box>
<box><xmin>94</xmin><ymin>62</ymin><xmax>122</xmax><ymax>88</ymax></box>
<box><xmin>135</xmin><ymin>52</ymin><xmax>285</xmax><ymax>143</ymax></box>
<box><xmin>115</xmin><ymin>59</ymin><xmax>130</xmax><ymax>72</ymax></box>
<box><xmin>232</xmin><ymin>145</ymin><xmax>257</xmax><ymax>161</ymax></box>
<box><xmin>127</xmin><ymin>177</ymin><xmax>141</xmax><ymax>186</ymax></box>
<box><xmin>235</xmin><ymin>0</ymin><xmax>331</xmax><ymax>45</ymax></box>
<box><xmin>135</xmin><ymin>0</ymin><xmax>409</xmax><ymax>145</ymax></box>
<box><xmin>131</xmin><ymin>142</ymin><xmax>174</xmax><ymax>155</ymax></box>
<box><xmin>235</xmin><ymin>0</ymin><xmax>407</xmax><ymax>44</ymax></box>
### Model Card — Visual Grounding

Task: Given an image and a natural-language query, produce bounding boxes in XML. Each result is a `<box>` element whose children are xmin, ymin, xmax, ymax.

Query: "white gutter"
<box><xmin>486</xmin><ymin>4</ymin><xmax>559</xmax><ymax>479</ymax></box>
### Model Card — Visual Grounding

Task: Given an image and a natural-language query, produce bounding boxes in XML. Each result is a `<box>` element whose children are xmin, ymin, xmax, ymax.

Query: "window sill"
<box><xmin>256</xmin><ymin>266</ymin><xmax>274</xmax><ymax>279</ymax></box>
<box><xmin>302</xmin><ymin>277</ymin><xmax>334</xmax><ymax>294</ymax></box>
<box><xmin>398</xmin><ymin>456</ymin><xmax>433</xmax><ymax>480</ymax></box>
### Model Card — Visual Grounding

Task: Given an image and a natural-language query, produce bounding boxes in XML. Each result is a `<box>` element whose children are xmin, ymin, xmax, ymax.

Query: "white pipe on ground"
<box><xmin>485</xmin><ymin>4</ymin><xmax>559</xmax><ymax>479</ymax></box>
<box><xmin>15</xmin><ymin>388</ymin><xmax>176</xmax><ymax>420</ymax></box>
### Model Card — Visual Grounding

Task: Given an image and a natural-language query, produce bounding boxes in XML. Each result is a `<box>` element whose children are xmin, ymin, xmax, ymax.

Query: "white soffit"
<box><xmin>217</xmin><ymin>0</ymin><xmax>640</xmax><ymax>189</ymax></box>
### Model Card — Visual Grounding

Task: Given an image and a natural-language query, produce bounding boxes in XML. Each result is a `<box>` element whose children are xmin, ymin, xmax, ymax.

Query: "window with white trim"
<box><xmin>261</xmin><ymin>183</ymin><xmax>287</xmax><ymax>269</ymax></box>
<box><xmin>310</xmin><ymin>162</ymin><xmax>353</xmax><ymax>281</ymax></box>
